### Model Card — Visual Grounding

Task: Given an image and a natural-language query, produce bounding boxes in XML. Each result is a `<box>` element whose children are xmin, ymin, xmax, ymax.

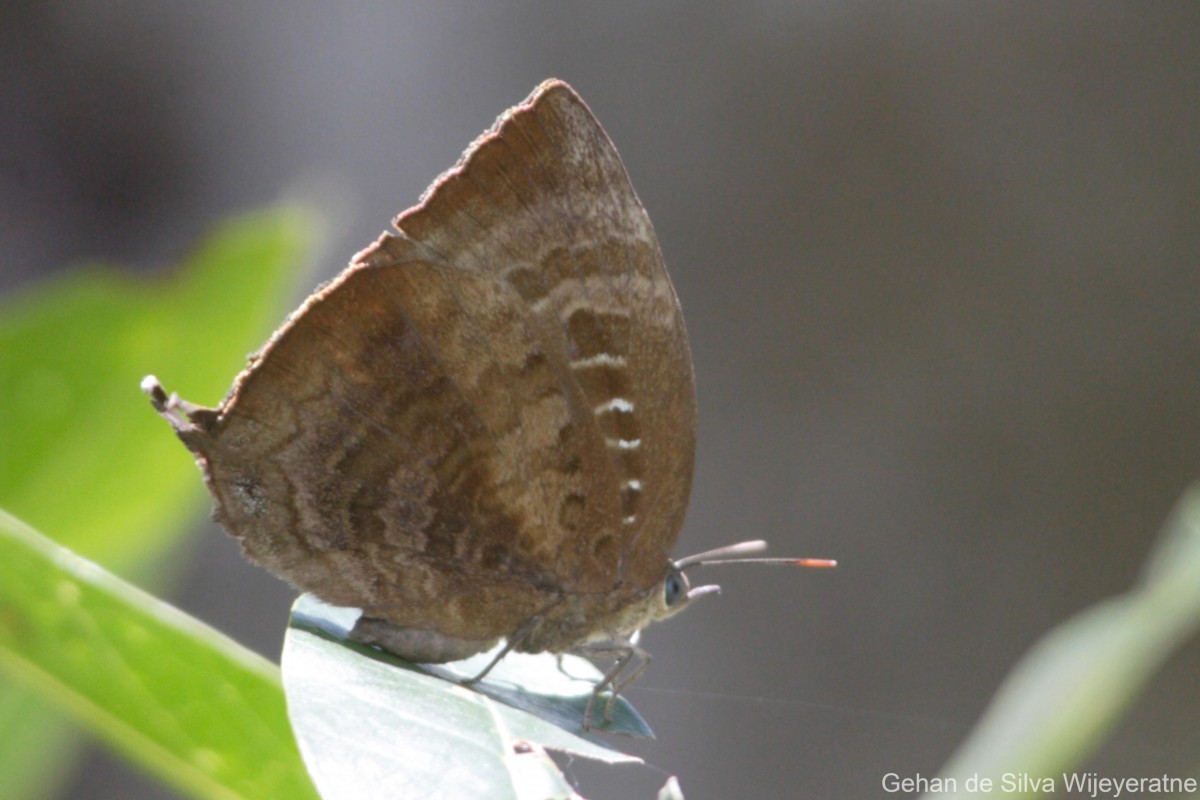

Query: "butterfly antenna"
<box><xmin>675</xmin><ymin>540</ymin><xmax>837</xmax><ymax>570</ymax></box>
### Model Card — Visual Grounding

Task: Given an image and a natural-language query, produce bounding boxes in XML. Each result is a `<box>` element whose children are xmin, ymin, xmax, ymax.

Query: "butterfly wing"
<box><xmin>367</xmin><ymin>80</ymin><xmax>698</xmax><ymax>593</ymax></box>
<box><xmin>158</xmin><ymin>81</ymin><xmax>695</xmax><ymax>645</ymax></box>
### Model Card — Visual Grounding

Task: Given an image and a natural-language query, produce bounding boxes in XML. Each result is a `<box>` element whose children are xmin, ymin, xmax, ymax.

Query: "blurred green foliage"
<box><xmin>0</xmin><ymin>208</ymin><xmax>319</xmax><ymax>798</ymax></box>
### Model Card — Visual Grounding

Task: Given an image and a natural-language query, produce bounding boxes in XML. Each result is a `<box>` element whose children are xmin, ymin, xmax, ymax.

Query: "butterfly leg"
<box><xmin>572</xmin><ymin>638</ymin><xmax>650</xmax><ymax>730</ymax></box>
<box><xmin>460</xmin><ymin>615</ymin><xmax>542</xmax><ymax>686</ymax></box>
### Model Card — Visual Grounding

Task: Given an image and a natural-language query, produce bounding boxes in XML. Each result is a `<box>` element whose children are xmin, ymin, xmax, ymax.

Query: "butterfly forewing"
<box><xmin>367</xmin><ymin>81</ymin><xmax>697</xmax><ymax>593</ymax></box>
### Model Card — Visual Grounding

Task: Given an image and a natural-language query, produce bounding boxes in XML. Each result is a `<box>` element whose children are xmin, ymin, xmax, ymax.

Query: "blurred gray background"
<box><xmin>4</xmin><ymin>3</ymin><xmax>1199</xmax><ymax>798</ymax></box>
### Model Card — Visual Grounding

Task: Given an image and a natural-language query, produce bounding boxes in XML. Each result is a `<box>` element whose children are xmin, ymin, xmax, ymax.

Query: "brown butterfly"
<box><xmin>144</xmin><ymin>79</ymin><xmax>833</xmax><ymax>728</ymax></box>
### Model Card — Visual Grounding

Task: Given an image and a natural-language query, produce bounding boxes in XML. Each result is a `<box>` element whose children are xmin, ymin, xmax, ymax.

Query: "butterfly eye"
<box><xmin>664</xmin><ymin>570</ymin><xmax>687</xmax><ymax>607</ymax></box>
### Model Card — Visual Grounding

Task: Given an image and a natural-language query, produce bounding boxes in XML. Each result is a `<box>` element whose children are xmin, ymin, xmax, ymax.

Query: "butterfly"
<box><xmin>144</xmin><ymin>79</ymin><xmax>833</xmax><ymax>728</ymax></box>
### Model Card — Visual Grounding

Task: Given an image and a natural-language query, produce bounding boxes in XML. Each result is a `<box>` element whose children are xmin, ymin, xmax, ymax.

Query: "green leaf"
<box><xmin>0</xmin><ymin>207</ymin><xmax>319</xmax><ymax>571</ymax></box>
<box><xmin>0</xmin><ymin>509</ymin><xmax>319</xmax><ymax>800</ymax></box>
<box><xmin>0</xmin><ymin>207</ymin><xmax>320</xmax><ymax>798</ymax></box>
<box><xmin>928</xmin><ymin>485</ymin><xmax>1200</xmax><ymax>798</ymax></box>
<box><xmin>283</xmin><ymin>596</ymin><xmax>646</xmax><ymax>800</ymax></box>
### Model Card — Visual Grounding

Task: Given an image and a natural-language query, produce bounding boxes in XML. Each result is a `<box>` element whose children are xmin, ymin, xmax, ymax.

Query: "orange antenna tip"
<box><xmin>792</xmin><ymin>558</ymin><xmax>837</xmax><ymax>568</ymax></box>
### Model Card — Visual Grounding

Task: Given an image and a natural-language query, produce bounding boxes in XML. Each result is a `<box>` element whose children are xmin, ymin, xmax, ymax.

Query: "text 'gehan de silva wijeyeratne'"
<box><xmin>882</xmin><ymin>771</ymin><xmax>1196</xmax><ymax>797</ymax></box>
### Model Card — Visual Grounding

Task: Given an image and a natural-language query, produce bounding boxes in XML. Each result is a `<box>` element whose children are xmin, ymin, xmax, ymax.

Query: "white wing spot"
<box><xmin>594</xmin><ymin>398</ymin><xmax>634</xmax><ymax>415</ymax></box>
<box><xmin>623</xmin><ymin>479</ymin><xmax>643</xmax><ymax>492</ymax></box>
<box><xmin>622</xmin><ymin>515</ymin><xmax>637</xmax><ymax>526</ymax></box>
<box><xmin>606</xmin><ymin>437</ymin><xmax>641</xmax><ymax>450</ymax></box>
<box><xmin>570</xmin><ymin>353</ymin><xmax>627</xmax><ymax>370</ymax></box>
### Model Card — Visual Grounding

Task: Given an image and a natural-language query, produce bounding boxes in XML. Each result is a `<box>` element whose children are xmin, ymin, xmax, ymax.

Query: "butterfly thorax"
<box><xmin>515</xmin><ymin>564</ymin><xmax>677</xmax><ymax>653</ymax></box>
